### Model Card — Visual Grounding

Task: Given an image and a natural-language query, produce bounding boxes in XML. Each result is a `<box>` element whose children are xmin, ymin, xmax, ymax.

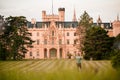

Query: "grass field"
<box><xmin>0</xmin><ymin>59</ymin><xmax>120</xmax><ymax>80</ymax></box>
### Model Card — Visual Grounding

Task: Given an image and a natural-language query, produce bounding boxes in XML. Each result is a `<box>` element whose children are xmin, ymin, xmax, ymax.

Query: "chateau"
<box><xmin>24</xmin><ymin>8</ymin><xmax>120</xmax><ymax>59</ymax></box>
<box><xmin>26</xmin><ymin>8</ymin><xmax>78</xmax><ymax>59</ymax></box>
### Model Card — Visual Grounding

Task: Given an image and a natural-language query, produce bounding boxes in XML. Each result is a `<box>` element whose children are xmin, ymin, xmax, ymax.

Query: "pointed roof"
<box><xmin>72</xmin><ymin>8</ymin><xmax>77</xmax><ymax>22</ymax></box>
<box><xmin>117</xmin><ymin>13</ymin><xmax>119</xmax><ymax>21</ymax></box>
<box><xmin>97</xmin><ymin>15</ymin><xmax>102</xmax><ymax>23</ymax></box>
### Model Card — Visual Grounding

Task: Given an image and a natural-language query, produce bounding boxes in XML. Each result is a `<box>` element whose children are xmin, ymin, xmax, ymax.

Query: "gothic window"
<box><xmin>37</xmin><ymin>32</ymin><xmax>39</xmax><ymax>36</ymax></box>
<box><xmin>37</xmin><ymin>39</ymin><xmax>39</xmax><ymax>45</ymax></box>
<box><xmin>44</xmin><ymin>39</ymin><xmax>47</xmax><ymax>45</ymax></box>
<box><xmin>37</xmin><ymin>51</ymin><xmax>39</xmax><ymax>56</ymax></box>
<box><xmin>74</xmin><ymin>40</ymin><xmax>76</xmax><ymax>44</ymax></box>
<box><xmin>67</xmin><ymin>39</ymin><xmax>70</xmax><ymax>44</ymax></box>
<box><xmin>67</xmin><ymin>32</ymin><xmax>69</xmax><ymax>36</ymax></box>
<box><xmin>52</xmin><ymin>39</ymin><xmax>54</xmax><ymax>45</ymax></box>
<box><xmin>30</xmin><ymin>52</ymin><xmax>32</xmax><ymax>56</ymax></box>
<box><xmin>59</xmin><ymin>39</ymin><xmax>62</xmax><ymax>44</ymax></box>
<box><xmin>74</xmin><ymin>32</ymin><xmax>76</xmax><ymax>36</ymax></box>
<box><xmin>44</xmin><ymin>48</ymin><xmax>47</xmax><ymax>58</ymax></box>
<box><xmin>52</xmin><ymin>31</ymin><xmax>54</xmax><ymax>36</ymax></box>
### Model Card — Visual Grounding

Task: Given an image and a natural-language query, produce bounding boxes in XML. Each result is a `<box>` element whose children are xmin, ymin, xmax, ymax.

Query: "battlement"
<box><xmin>58</xmin><ymin>8</ymin><xmax>65</xmax><ymax>11</ymax></box>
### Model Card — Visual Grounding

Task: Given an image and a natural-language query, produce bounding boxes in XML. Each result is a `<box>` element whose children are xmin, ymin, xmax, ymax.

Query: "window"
<box><xmin>67</xmin><ymin>39</ymin><xmax>70</xmax><ymax>44</ymax></box>
<box><xmin>67</xmin><ymin>32</ymin><xmax>69</xmax><ymax>36</ymax></box>
<box><xmin>52</xmin><ymin>39</ymin><xmax>54</xmax><ymax>45</ymax></box>
<box><xmin>59</xmin><ymin>39</ymin><xmax>62</xmax><ymax>44</ymax></box>
<box><xmin>52</xmin><ymin>31</ymin><xmax>54</xmax><ymax>36</ymax></box>
<box><xmin>37</xmin><ymin>32</ymin><xmax>39</xmax><ymax>36</ymax></box>
<box><xmin>30</xmin><ymin>52</ymin><xmax>32</xmax><ymax>56</ymax></box>
<box><xmin>37</xmin><ymin>39</ymin><xmax>39</xmax><ymax>45</ymax></box>
<box><xmin>37</xmin><ymin>51</ymin><xmax>39</xmax><ymax>56</ymax></box>
<box><xmin>30</xmin><ymin>33</ymin><xmax>32</xmax><ymax>36</ymax></box>
<box><xmin>74</xmin><ymin>40</ymin><xmax>76</xmax><ymax>44</ymax></box>
<box><xmin>74</xmin><ymin>33</ymin><xmax>76</xmax><ymax>36</ymax></box>
<box><xmin>44</xmin><ymin>39</ymin><xmax>47</xmax><ymax>45</ymax></box>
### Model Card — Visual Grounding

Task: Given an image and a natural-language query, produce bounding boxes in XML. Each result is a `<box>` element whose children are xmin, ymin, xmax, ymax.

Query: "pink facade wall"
<box><xmin>25</xmin><ymin>8</ymin><xmax>120</xmax><ymax>59</ymax></box>
<box><xmin>26</xmin><ymin>24</ymin><xmax>78</xmax><ymax>59</ymax></box>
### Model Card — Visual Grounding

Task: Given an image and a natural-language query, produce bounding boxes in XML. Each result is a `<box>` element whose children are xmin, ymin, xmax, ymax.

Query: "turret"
<box><xmin>97</xmin><ymin>15</ymin><xmax>102</xmax><ymax>24</ymax></box>
<box><xmin>58</xmin><ymin>8</ymin><xmax>65</xmax><ymax>21</ymax></box>
<box><xmin>112</xmin><ymin>14</ymin><xmax>120</xmax><ymax>37</ymax></box>
<box><xmin>72</xmin><ymin>8</ymin><xmax>77</xmax><ymax>22</ymax></box>
<box><xmin>42</xmin><ymin>11</ymin><xmax>46</xmax><ymax>21</ymax></box>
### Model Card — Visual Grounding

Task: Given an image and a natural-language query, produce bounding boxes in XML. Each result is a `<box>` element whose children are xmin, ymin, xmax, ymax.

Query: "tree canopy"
<box><xmin>76</xmin><ymin>11</ymin><xmax>93</xmax><ymax>53</ymax></box>
<box><xmin>0</xmin><ymin>16</ymin><xmax>34</xmax><ymax>60</ymax></box>
<box><xmin>111</xmin><ymin>34</ymin><xmax>120</xmax><ymax>69</ymax></box>
<box><xmin>83</xmin><ymin>26</ymin><xmax>114</xmax><ymax>60</ymax></box>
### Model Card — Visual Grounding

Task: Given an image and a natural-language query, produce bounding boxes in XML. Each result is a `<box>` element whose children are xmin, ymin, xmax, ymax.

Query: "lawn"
<box><xmin>0</xmin><ymin>59</ymin><xmax>119</xmax><ymax>80</ymax></box>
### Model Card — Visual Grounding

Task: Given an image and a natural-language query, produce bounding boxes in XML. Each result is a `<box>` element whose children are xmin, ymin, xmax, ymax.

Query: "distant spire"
<box><xmin>117</xmin><ymin>13</ymin><xmax>119</xmax><ymax>21</ymax></box>
<box><xmin>72</xmin><ymin>8</ymin><xmax>77</xmax><ymax>22</ymax></box>
<box><xmin>97</xmin><ymin>15</ymin><xmax>102</xmax><ymax>23</ymax></box>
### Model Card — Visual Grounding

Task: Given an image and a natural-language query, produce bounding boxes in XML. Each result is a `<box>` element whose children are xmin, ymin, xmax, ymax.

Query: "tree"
<box><xmin>83</xmin><ymin>26</ymin><xmax>113</xmax><ymax>60</ymax></box>
<box><xmin>111</xmin><ymin>34</ymin><xmax>120</xmax><ymax>69</ymax></box>
<box><xmin>111</xmin><ymin>49</ymin><xmax>120</xmax><ymax>69</ymax></box>
<box><xmin>76</xmin><ymin>11</ymin><xmax>93</xmax><ymax>54</ymax></box>
<box><xmin>0</xmin><ymin>16</ymin><xmax>34</xmax><ymax>60</ymax></box>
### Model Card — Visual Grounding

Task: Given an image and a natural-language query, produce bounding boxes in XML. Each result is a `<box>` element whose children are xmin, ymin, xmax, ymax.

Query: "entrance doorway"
<box><xmin>44</xmin><ymin>48</ymin><xmax>47</xmax><ymax>58</ymax></box>
<box><xmin>50</xmin><ymin>48</ymin><xmax>57</xmax><ymax>58</ymax></box>
<box><xmin>60</xmin><ymin>48</ymin><xmax>62</xmax><ymax>58</ymax></box>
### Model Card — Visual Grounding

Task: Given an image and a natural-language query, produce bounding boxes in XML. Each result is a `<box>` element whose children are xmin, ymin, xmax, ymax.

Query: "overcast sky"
<box><xmin>0</xmin><ymin>0</ymin><xmax>120</xmax><ymax>22</ymax></box>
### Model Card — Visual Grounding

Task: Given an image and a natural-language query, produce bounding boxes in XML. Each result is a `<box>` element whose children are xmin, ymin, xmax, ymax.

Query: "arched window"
<box><xmin>37</xmin><ymin>32</ymin><xmax>39</xmax><ymax>36</ymax></box>
<box><xmin>37</xmin><ymin>51</ymin><xmax>39</xmax><ymax>56</ymax></box>
<box><xmin>44</xmin><ymin>48</ymin><xmax>47</xmax><ymax>58</ymax></box>
<box><xmin>52</xmin><ymin>31</ymin><xmax>54</xmax><ymax>36</ymax></box>
<box><xmin>59</xmin><ymin>39</ymin><xmax>62</xmax><ymax>44</ymax></box>
<box><xmin>30</xmin><ymin>52</ymin><xmax>32</xmax><ymax>56</ymax></box>
<box><xmin>37</xmin><ymin>39</ymin><xmax>39</xmax><ymax>45</ymax></box>
<box><xmin>44</xmin><ymin>39</ymin><xmax>47</xmax><ymax>45</ymax></box>
<box><xmin>67</xmin><ymin>32</ymin><xmax>69</xmax><ymax>36</ymax></box>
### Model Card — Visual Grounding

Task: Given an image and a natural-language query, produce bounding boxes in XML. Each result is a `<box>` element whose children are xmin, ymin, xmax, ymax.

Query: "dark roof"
<box><xmin>27</xmin><ymin>21</ymin><xmax>112</xmax><ymax>29</ymax></box>
<box><xmin>27</xmin><ymin>21</ymin><xmax>78</xmax><ymax>28</ymax></box>
<box><xmin>93</xmin><ymin>23</ymin><xmax>112</xmax><ymax>29</ymax></box>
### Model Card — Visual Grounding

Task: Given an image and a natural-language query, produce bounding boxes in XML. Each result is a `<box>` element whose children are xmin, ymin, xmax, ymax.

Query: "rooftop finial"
<box><xmin>97</xmin><ymin>15</ymin><xmax>102</xmax><ymax>23</ymax></box>
<box><xmin>117</xmin><ymin>13</ymin><xmax>119</xmax><ymax>21</ymax></box>
<box><xmin>72</xmin><ymin>7</ymin><xmax>77</xmax><ymax>22</ymax></box>
<box><xmin>52</xmin><ymin>0</ymin><xmax>53</xmax><ymax>15</ymax></box>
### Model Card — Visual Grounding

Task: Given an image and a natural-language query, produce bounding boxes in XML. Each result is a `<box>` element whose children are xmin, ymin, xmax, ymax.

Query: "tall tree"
<box><xmin>83</xmin><ymin>26</ymin><xmax>113</xmax><ymax>60</ymax></box>
<box><xmin>111</xmin><ymin>34</ymin><xmax>120</xmax><ymax>69</ymax></box>
<box><xmin>0</xmin><ymin>16</ymin><xmax>34</xmax><ymax>60</ymax></box>
<box><xmin>76</xmin><ymin>11</ymin><xmax>93</xmax><ymax>54</ymax></box>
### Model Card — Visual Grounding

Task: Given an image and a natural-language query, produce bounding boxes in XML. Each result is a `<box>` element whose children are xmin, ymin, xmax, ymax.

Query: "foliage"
<box><xmin>111</xmin><ymin>49</ymin><xmax>120</xmax><ymax>69</ymax></box>
<box><xmin>111</xmin><ymin>34</ymin><xmax>120</xmax><ymax>70</ymax></box>
<box><xmin>0</xmin><ymin>16</ymin><xmax>34</xmax><ymax>60</ymax></box>
<box><xmin>113</xmin><ymin>34</ymin><xmax>120</xmax><ymax>49</ymax></box>
<box><xmin>76</xmin><ymin>11</ymin><xmax>93</xmax><ymax>53</ymax></box>
<box><xmin>83</xmin><ymin>26</ymin><xmax>114</xmax><ymax>60</ymax></box>
<box><xmin>78</xmin><ymin>11</ymin><xmax>93</xmax><ymax>28</ymax></box>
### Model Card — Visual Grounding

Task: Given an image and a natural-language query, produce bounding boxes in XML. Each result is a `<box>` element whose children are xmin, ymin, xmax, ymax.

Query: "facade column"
<box><xmin>63</xmin><ymin>48</ymin><xmax>66</xmax><ymax>59</ymax></box>
<box><xmin>47</xmin><ymin>48</ymin><xmax>49</xmax><ymax>59</ymax></box>
<box><xmin>57</xmin><ymin>48</ymin><xmax>60</xmax><ymax>59</ymax></box>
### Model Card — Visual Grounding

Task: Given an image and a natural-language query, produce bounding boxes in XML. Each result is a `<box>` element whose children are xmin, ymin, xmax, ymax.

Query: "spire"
<box><xmin>117</xmin><ymin>13</ymin><xmax>119</xmax><ymax>21</ymax></box>
<box><xmin>72</xmin><ymin>8</ymin><xmax>77</xmax><ymax>22</ymax></box>
<box><xmin>97</xmin><ymin>15</ymin><xmax>102</xmax><ymax>23</ymax></box>
<box><xmin>52</xmin><ymin>0</ymin><xmax>53</xmax><ymax>15</ymax></box>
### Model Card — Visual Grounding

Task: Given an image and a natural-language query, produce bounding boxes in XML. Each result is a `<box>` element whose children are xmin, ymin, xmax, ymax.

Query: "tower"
<box><xmin>72</xmin><ymin>8</ymin><xmax>77</xmax><ymax>22</ymax></box>
<box><xmin>113</xmin><ymin>14</ymin><xmax>120</xmax><ymax>37</ymax></box>
<box><xmin>42</xmin><ymin>11</ymin><xmax>46</xmax><ymax>21</ymax></box>
<box><xmin>58</xmin><ymin>8</ymin><xmax>65</xmax><ymax>21</ymax></box>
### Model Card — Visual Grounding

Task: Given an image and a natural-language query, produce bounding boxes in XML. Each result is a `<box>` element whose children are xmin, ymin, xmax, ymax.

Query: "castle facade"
<box><xmin>25</xmin><ymin>8</ymin><xmax>120</xmax><ymax>59</ymax></box>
